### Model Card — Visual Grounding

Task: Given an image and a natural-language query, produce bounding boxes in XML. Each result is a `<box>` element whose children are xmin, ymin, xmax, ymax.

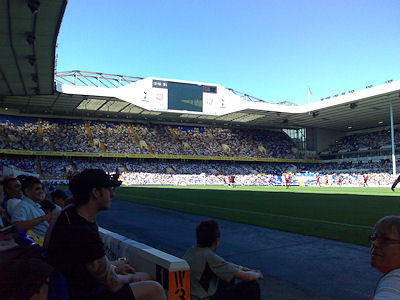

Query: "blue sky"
<box><xmin>56</xmin><ymin>0</ymin><xmax>400</xmax><ymax>105</ymax></box>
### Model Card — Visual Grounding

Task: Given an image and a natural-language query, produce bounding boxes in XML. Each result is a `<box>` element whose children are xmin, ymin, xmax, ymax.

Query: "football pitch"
<box><xmin>115</xmin><ymin>185</ymin><xmax>400</xmax><ymax>246</ymax></box>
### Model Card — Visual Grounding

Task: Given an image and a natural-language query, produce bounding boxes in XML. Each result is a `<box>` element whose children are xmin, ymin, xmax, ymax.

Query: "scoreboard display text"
<box><xmin>153</xmin><ymin>80</ymin><xmax>216</xmax><ymax>112</ymax></box>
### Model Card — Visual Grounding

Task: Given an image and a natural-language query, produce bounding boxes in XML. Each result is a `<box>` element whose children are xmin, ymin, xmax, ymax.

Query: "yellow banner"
<box><xmin>211</xmin><ymin>156</ymin><xmax>233</xmax><ymax>161</ymax></box>
<box><xmin>156</xmin><ymin>154</ymin><xmax>181</xmax><ymax>159</ymax></box>
<box><xmin>234</xmin><ymin>157</ymin><xmax>254</xmax><ymax>162</ymax></box>
<box><xmin>102</xmin><ymin>153</ymin><xmax>127</xmax><ymax>158</ymax></box>
<box><xmin>126</xmin><ymin>153</ymin><xmax>155</xmax><ymax>159</ymax></box>
<box><xmin>35</xmin><ymin>151</ymin><xmax>63</xmax><ymax>156</ymax></box>
<box><xmin>0</xmin><ymin>149</ymin><xmax>33</xmax><ymax>155</ymax></box>
<box><xmin>64</xmin><ymin>152</ymin><xmax>102</xmax><ymax>157</ymax></box>
<box><xmin>0</xmin><ymin>148</ymin><xmax>324</xmax><ymax>163</ymax></box>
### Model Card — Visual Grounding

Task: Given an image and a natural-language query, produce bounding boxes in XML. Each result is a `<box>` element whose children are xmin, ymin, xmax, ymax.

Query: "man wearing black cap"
<box><xmin>51</xmin><ymin>189</ymin><xmax>68</xmax><ymax>209</ymax></box>
<box><xmin>45</xmin><ymin>169</ymin><xmax>166</xmax><ymax>300</ymax></box>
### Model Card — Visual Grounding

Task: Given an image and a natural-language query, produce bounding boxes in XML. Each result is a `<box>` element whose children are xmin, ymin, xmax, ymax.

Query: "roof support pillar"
<box><xmin>390</xmin><ymin>99</ymin><xmax>397</xmax><ymax>175</ymax></box>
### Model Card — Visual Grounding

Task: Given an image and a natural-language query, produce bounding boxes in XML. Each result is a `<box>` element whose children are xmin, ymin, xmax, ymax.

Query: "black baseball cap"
<box><xmin>69</xmin><ymin>169</ymin><xmax>121</xmax><ymax>197</ymax></box>
<box><xmin>51</xmin><ymin>189</ymin><xmax>68</xmax><ymax>200</ymax></box>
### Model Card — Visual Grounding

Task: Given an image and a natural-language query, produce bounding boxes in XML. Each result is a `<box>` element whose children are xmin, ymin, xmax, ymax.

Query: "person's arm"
<box><xmin>392</xmin><ymin>175</ymin><xmax>400</xmax><ymax>192</ymax></box>
<box><xmin>13</xmin><ymin>211</ymin><xmax>55</xmax><ymax>231</ymax></box>
<box><xmin>231</xmin><ymin>264</ymin><xmax>264</xmax><ymax>281</ymax></box>
<box><xmin>235</xmin><ymin>269</ymin><xmax>264</xmax><ymax>281</ymax></box>
<box><xmin>85</xmin><ymin>255</ymin><xmax>135</xmax><ymax>292</ymax></box>
<box><xmin>110</xmin><ymin>259</ymin><xmax>136</xmax><ymax>275</ymax></box>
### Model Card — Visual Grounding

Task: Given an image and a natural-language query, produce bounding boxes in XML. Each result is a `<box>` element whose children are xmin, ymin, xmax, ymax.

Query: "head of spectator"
<box><xmin>3</xmin><ymin>178</ymin><xmax>22</xmax><ymax>200</ymax></box>
<box><xmin>40</xmin><ymin>199</ymin><xmax>56</xmax><ymax>214</ymax></box>
<box><xmin>69</xmin><ymin>169</ymin><xmax>121</xmax><ymax>211</ymax></box>
<box><xmin>41</xmin><ymin>184</ymin><xmax>50</xmax><ymax>201</ymax></box>
<box><xmin>0</xmin><ymin>180</ymin><xmax>4</xmax><ymax>206</ymax></box>
<box><xmin>51</xmin><ymin>189</ymin><xmax>68</xmax><ymax>208</ymax></box>
<box><xmin>21</xmin><ymin>176</ymin><xmax>44</xmax><ymax>203</ymax></box>
<box><xmin>371</xmin><ymin>216</ymin><xmax>400</xmax><ymax>274</ymax></box>
<box><xmin>15</xmin><ymin>175</ymin><xmax>27</xmax><ymax>184</ymax></box>
<box><xmin>0</xmin><ymin>180</ymin><xmax>4</xmax><ymax>227</ymax></box>
<box><xmin>196</xmin><ymin>219</ymin><xmax>220</xmax><ymax>249</ymax></box>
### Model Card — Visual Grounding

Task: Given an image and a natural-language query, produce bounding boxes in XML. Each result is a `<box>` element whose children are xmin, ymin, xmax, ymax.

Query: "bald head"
<box><xmin>371</xmin><ymin>216</ymin><xmax>400</xmax><ymax>274</ymax></box>
<box><xmin>375</xmin><ymin>216</ymin><xmax>400</xmax><ymax>237</ymax></box>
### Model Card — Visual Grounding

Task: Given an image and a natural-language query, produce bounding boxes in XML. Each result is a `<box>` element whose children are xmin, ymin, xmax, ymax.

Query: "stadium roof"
<box><xmin>0</xmin><ymin>0</ymin><xmax>67</xmax><ymax>96</ymax></box>
<box><xmin>0</xmin><ymin>1</ymin><xmax>399</xmax><ymax>133</ymax></box>
<box><xmin>51</xmin><ymin>72</ymin><xmax>400</xmax><ymax>132</ymax></box>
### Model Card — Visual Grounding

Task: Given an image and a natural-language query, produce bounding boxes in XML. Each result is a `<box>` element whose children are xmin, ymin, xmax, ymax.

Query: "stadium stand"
<box><xmin>320</xmin><ymin>127</ymin><xmax>400</xmax><ymax>156</ymax></box>
<box><xmin>0</xmin><ymin>114</ymin><xmax>302</xmax><ymax>159</ymax></box>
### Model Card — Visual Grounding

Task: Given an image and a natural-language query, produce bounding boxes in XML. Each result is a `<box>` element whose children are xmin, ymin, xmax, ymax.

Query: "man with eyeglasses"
<box><xmin>370</xmin><ymin>216</ymin><xmax>400</xmax><ymax>299</ymax></box>
<box><xmin>45</xmin><ymin>169</ymin><xmax>166</xmax><ymax>300</ymax></box>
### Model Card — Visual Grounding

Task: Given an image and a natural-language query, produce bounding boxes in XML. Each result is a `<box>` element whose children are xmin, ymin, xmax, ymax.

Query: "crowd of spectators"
<box><xmin>1</xmin><ymin>114</ymin><xmax>399</xmax><ymax>188</ymax></box>
<box><xmin>42</xmin><ymin>118</ymin><xmax>100</xmax><ymax>152</ymax></box>
<box><xmin>0</xmin><ymin>170</ymin><xmax>166</xmax><ymax>300</ymax></box>
<box><xmin>0</xmin><ymin>114</ymin><xmax>303</xmax><ymax>158</ymax></box>
<box><xmin>89</xmin><ymin>120</ymin><xmax>143</xmax><ymax>153</ymax></box>
<box><xmin>1</xmin><ymin>155</ymin><xmax>398</xmax><ymax>187</ymax></box>
<box><xmin>3</xmin><ymin>114</ymin><xmax>400</xmax><ymax>163</ymax></box>
<box><xmin>174</xmin><ymin>126</ymin><xmax>228</xmax><ymax>156</ymax></box>
<box><xmin>0</xmin><ymin>115</ymin><xmax>50</xmax><ymax>151</ymax></box>
<box><xmin>323</xmin><ymin>128</ymin><xmax>400</xmax><ymax>154</ymax></box>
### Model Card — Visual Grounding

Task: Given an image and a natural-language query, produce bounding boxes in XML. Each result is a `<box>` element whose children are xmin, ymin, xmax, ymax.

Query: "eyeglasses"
<box><xmin>369</xmin><ymin>235</ymin><xmax>400</xmax><ymax>245</ymax></box>
<box><xmin>96</xmin><ymin>186</ymin><xmax>116</xmax><ymax>193</ymax></box>
<box><xmin>106</xmin><ymin>186</ymin><xmax>116</xmax><ymax>193</ymax></box>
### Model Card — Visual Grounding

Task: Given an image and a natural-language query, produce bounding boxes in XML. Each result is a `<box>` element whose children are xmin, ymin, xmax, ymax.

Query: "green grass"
<box><xmin>114</xmin><ymin>185</ymin><xmax>400</xmax><ymax>246</ymax></box>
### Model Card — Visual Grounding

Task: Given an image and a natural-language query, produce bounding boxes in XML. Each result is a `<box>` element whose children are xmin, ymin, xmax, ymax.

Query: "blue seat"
<box><xmin>48</xmin><ymin>269</ymin><xmax>69</xmax><ymax>300</ymax></box>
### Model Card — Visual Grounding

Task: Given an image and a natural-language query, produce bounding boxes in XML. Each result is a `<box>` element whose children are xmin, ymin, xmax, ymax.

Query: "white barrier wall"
<box><xmin>99</xmin><ymin>227</ymin><xmax>191</xmax><ymax>300</ymax></box>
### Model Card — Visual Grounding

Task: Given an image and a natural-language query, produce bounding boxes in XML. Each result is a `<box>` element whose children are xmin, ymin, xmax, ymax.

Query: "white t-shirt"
<box><xmin>7</xmin><ymin>198</ymin><xmax>22</xmax><ymax>217</ymax></box>
<box><xmin>373</xmin><ymin>269</ymin><xmax>400</xmax><ymax>299</ymax></box>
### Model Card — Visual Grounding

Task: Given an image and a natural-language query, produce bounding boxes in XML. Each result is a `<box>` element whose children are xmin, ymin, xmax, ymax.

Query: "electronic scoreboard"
<box><xmin>152</xmin><ymin>80</ymin><xmax>217</xmax><ymax>113</ymax></box>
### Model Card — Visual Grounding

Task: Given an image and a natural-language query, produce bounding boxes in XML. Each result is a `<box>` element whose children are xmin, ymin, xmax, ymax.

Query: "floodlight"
<box><xmin>349</xmin><ymin>103</ymin><xmax>357</xmax><ymax>109</ymax></box>
<box><xmin>26</xmin><ymin>32</ymin><xmax>35</xmax><ymax>45</ymax></box>
<box><xmin>27</xmin><ymin>55</ymin><xmax>36</xmax><ymax>66</ymax></box>
<box><xmin>27</xmin><ymin>0</ymin><xmax>40</xmax><ymax>14</ymax></box>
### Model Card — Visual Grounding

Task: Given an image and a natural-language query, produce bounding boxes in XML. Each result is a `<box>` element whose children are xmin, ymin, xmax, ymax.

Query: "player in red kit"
<box><xmin>285</xmin><ymin>174</ymin><xmax>290</xmax><ymax>189</ymax></box>
<box><xmin>363</xmin><ymin>174</ymin><xmax>368</xmax><ymax>187</ymax></box>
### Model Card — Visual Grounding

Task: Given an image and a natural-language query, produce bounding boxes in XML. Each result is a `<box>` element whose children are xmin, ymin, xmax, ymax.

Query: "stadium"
<box><xmin>0</xmin><ymin>1</ymin><xmax>400</xmax><ymax>299</ymax></box>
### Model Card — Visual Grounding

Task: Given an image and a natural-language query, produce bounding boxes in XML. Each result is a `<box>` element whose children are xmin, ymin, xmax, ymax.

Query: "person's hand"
<box><xmin>41</xmin><ymin>210</ymin><xmax>59</xmax><ymax>224</ymax></box>
<box><xmin>255</xmin><ymin>270</ymin><xmax>264</xmax><ymax>280</ymax></box>
<box><xmin>114</xmin><ymin>260</ymin><xmax>136</xmax><ymax>275</ymax></box>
